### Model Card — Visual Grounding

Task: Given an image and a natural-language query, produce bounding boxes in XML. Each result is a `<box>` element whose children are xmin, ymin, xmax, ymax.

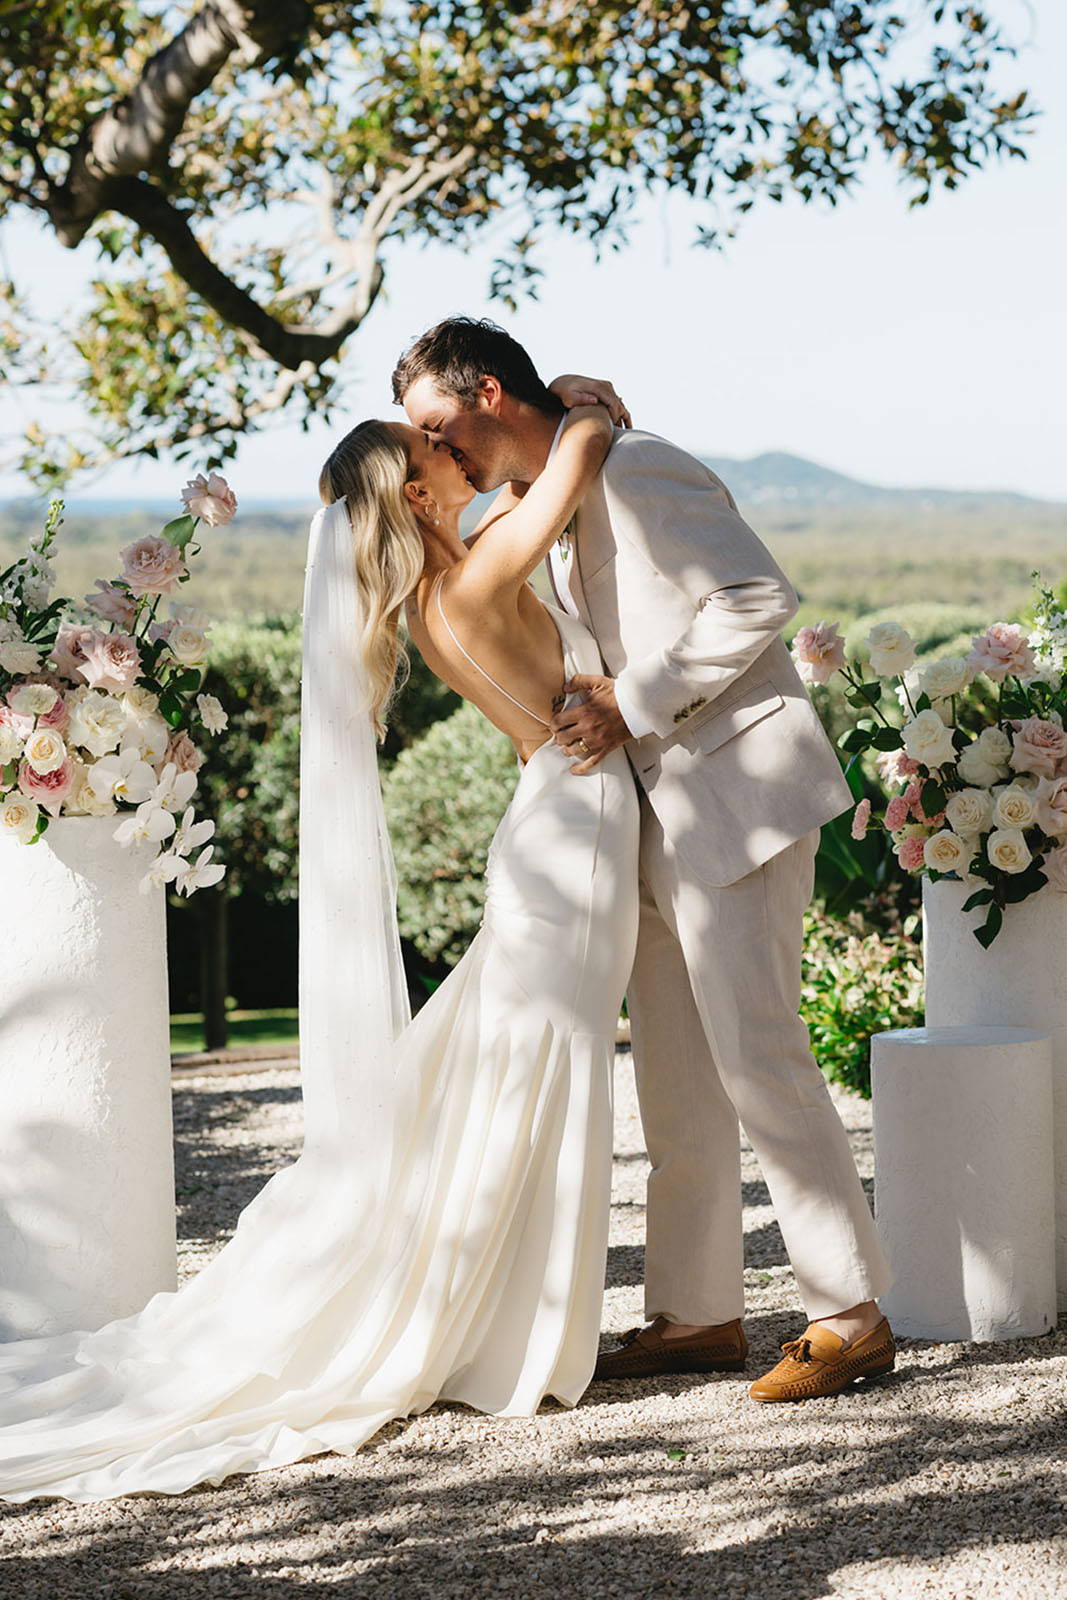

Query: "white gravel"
<box><xmin>2</xmin><ymin>1055</ymin><xmax>1065</xmax><ymax>1600</ymax></box>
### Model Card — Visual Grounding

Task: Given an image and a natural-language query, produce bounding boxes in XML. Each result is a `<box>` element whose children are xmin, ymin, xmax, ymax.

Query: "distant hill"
<box><xmin>700</xmin><ymin>451</ymin><xmax>1051</xmax><ymax>511</ymax></box>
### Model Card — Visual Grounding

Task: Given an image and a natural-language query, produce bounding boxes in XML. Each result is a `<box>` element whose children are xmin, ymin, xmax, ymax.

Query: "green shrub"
<box><xmin>801</xmin><ymin>910</ymin><xmax>924</xmax><ymax>1098</ymax></box>
<box><xmin>844</xmin><ymin>602</ymin><xmax>988</xmax><ymax>662</ymax></box>
<box><xmin>383</xmin><ymin>702</ymin><xmax>519</xmax><ymax>969</ymax></box>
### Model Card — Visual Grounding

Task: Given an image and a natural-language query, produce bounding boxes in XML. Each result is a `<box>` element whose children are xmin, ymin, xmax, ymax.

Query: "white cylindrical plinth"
<box><xmin>0</xmin><ymin>816</ymin><xmax>177</xmax><ymax>1340</ymax></box>
<box><xmin>872</xmin><ymin>1025</ymin><xmax>1055</xmax><ymax>1342</ymax></box>
<box><xmin>923</xmin><ymin>878</ymin><xmax>1067</xmax><ymax>1306</ymax></box>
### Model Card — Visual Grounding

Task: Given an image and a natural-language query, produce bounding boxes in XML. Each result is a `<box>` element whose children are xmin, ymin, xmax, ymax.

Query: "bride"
<box><xmin>0</xmin><ymin>391</ymin><xmax>640</xmax><ymax>1503</ymax></box>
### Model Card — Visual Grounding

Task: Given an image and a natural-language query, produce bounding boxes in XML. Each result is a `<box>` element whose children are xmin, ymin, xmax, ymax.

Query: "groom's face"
<box><xmin>402</xmin><ymin>374</ymin><xmax>515</xmax><ymax>493</ymax></box>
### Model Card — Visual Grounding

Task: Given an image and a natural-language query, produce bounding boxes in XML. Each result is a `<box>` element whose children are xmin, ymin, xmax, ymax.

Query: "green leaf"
<box><xmin>158</xmin><ymin>688</ymin><xmax>185</xmax><ymax>728</ymax></box>
<box><xmin>920</xmin><ymin>780</ymin><xmax>946</xmax><ymax>816</ymax></box>
<box><xmin>839</xmin><ymin>729</ymin><xmax>872</xmax><ymax>754</ymax></box>
<box><xmin>871</xmin><ymin>728</ymin><xmax>905</xmax><ymax>751</ymax></box>
<box><xmin>845</xmin><ymin>682</ymin><xmax>882</xmax><ymax>708</ymax></box>
<box><xmin>162</xmin><ymin>514</ymin><xmax>197</xmax><ymax>551</ymax></box>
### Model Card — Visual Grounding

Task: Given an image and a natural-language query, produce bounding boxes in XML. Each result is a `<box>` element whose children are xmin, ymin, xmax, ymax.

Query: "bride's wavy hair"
<box><xmin>318</xmin><ymin>420</ymin><xmax>425</xmax><ymax>740</ymax></box>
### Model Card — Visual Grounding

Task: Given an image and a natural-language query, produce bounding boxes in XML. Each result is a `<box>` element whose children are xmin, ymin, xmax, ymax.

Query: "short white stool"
<box><xmin>872</xmin><ymin>1025</ymin><xmax>1056</xmax><ymax>1342</ymax></box>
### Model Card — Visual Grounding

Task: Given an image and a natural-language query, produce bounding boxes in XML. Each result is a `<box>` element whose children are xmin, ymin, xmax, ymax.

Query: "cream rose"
<box><xmin>866</xmin><ymin>621</ymin><xmax>917</xmax><ymax>678</ymax></box>
<box><xmin>123</xmin><ymin>685</ymin><xmax>161</xmax><ymax>721</ymax></box>
<box><xmin>67</xmin><ymin>690</ymin><xmax>127</xmax><ymax>757</ymax></box>
<box><xmin>956</xmin><ymin>726</ymin><xmax>1013</xmax><ymax>788</ymax></box>
<box><xmin>902</xmin><ymin>708</ymin><xmax>956</xmax><ymax>770</ymax></box>
<box><xmin>923</xmin><ymin>829</ymin><xmax>969</xmax><ymax>874</ymax></box>
<box><xmin>992</xmin><ymin>784</ymin><xmax>1037</xmax><ymax>831</ymax></box>
<box><xmin>944</xmin><ymin>787</ymin><xmax>994</xmax><ymax>836</ymax></box>
<box><xmin>919</xmin><ymin>656</ymin><xmax>973</xmax><ymax>702</ymax></box>
<box><xmin>0</xmin><ymin>791</ymin><xmax>40</xmax><ymax>843</ymax></box>
<box><xmin>23</xmin><ymin>727</ymin><xmax>68</xmax><ymax>776</ymax></box>
<box><xmin>987</xmin><ymin>828</ymin><xmax>1032</xmax><ymax>875</ymax></box>
<box><xmin>166</xmin><ymin>624</ymin><xmax>210</xmax><ymax>667</ymax></box>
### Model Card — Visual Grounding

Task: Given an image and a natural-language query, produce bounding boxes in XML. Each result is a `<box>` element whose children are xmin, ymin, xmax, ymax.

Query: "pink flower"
<box><xmin>148</xmin><ymin>617</ymin><xmax>178</xmax><ymax>645</ymax></box>
<box><xmin>967</xmin><ymin>622</ymin><xmax>1038</xmax><ymax>683</ymax></box>
<box><xmin>850</xmin><ymin>798</ymin><xmax>871</xmax><ymax>840</ymax></box>
<box><xmin>896</xmin><ymin>833</ymin><xmax>927</xmax><ymax>873</ymax></box>
<box><xmin>902</xmin><ymin>778</ymin><xmax>944</xmax><ymax>826</ymax></box>
<box><xmin>180</xmin><ymin>472</ymin><xmax>237</xmax><ymax>527</ymax></box>
<box><xmin>119</xmin><ymin>535</ymin><xmax>187</xmax><ymax>598</ymax></box>
<box><xmin>792</xmin><ymin>620</ymin><xmax>846</xmax><ymax>686</ymax></box>
<box><xmin>50</xmin><ymin>622</ymin><xmax>99</xmax><ymax>683</ymax></box>
<box><xmin>885</xmin><ymin>794</ymin><xmax>910</xmax><ymax>831</ymax></box>
<box><xmin>84</xmin><ymin>579</ymin><xmax>139</xmax><ymax>629</ymax></box>
<box><xmin>79</xmin><ymin>632</ymin><xmax>143</xmax><ymax>695</ymax></box>
<box><xmin>1035</xmin><ymin>775</ymin><xmax>1067</xmax><ymax>839</ymax></box>
<box><xmin>18</xmin><ymin>755</ymin><xmax>75</xmax><ymax>816</ymax></box>
<box><xmin>164</xmin><ymin>730</ymin><xmax>205</xmax><ymax>775</ymax></box>
<box><xmin>876</xmin><ymin>749</ymin><xmax>920</xmax><ymax>786</ymax></box>
<box><xmin>1042</xmin><ymin>845</ymin><xmax>1067</xmax><ymax>892</ymax></box>
<box><xmin>1009</xmin><ymin>716</ymin><xmax>1067</xmax><ymax>780</ymax></box>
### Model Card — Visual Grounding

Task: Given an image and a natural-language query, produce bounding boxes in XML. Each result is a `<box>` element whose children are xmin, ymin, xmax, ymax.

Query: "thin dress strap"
<box><xmin>433</xmin><ymin>572</ymin><xmax>551</xmax><ymax>730</ymax></box>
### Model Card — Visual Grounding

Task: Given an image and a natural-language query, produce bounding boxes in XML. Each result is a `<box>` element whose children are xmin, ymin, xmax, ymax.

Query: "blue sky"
<box><xmin>1</xmin><ymin>0</ymin><xmax>1064</xmax><ymax>505</ymax></box>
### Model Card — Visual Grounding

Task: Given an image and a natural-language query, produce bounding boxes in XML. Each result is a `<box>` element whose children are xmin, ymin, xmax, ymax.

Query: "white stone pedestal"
<box><xmin>0</xmin><ymin>816</ymin><xmax>177</xmax><ymax>1340</ymax></box>
<box><xmin>872</xmin><ymin>1025</ymin><xmax>1056</xmax><ymax>1342</ymax></box>
<box><xmin>923</xmin><ymin>878</ymin><xmax>1067</xmax><ymax>1307</ymax></box>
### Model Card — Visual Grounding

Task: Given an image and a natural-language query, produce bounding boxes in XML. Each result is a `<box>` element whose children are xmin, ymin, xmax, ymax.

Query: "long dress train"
<box><xmin>0</xmin><ymin>602</ymin><xmax>639</xmax><ymax>1502</ymax></box>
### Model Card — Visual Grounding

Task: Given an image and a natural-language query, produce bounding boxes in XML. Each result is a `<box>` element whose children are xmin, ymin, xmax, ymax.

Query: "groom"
<box><xmin>393</xmin><ymin>317</ymin><xmax>895</xmax><ymax>1402</ymax></box>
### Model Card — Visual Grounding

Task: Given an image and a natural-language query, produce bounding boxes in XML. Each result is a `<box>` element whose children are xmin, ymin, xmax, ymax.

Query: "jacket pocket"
<box><xmin>684</xmin><ymin>680</ymin><xmax>784</xmax><ymax>756</ymax></box>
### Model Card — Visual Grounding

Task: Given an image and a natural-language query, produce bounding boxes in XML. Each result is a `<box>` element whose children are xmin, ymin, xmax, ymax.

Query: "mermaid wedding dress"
<box><xmin>0</xmin><ymin>502</ymin><xmax>639</xmax><ymax>1503</ymax></box>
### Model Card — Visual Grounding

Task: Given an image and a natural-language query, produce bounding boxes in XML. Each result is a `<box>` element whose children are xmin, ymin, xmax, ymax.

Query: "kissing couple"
<box><xmin>0</xmin><ymin>318</ymin><xmax>895</xmax><ymax>1503</ymax></box>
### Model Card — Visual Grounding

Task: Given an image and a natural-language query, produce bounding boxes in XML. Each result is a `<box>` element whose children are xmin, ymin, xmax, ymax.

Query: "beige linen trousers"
<box><xmin>547</xmin><ymin>428</ymin><xmax>892</xmax><ymax>1323</ymax></box>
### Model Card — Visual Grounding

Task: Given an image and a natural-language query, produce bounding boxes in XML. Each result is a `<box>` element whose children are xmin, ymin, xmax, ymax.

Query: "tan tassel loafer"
<box><xmin>592</xmin><ymin>1316</ymin><xmax>748</xmax><ymax>1381</ymax></box>
<box><xmin>749</xmin><ymin>1317</ymin><xmax>896</xmax><ymax>1402</ymax></box>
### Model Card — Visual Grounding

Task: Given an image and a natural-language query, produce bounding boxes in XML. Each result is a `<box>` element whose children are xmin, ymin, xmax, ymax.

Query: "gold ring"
<box><xmin>576</xmin><ymin>738</ymin><xmax>591</xmax><ymax>756</ymax></box>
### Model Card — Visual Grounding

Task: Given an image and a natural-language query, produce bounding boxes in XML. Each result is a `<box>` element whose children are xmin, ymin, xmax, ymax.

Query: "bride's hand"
<box><xmin>548</xmin><ymin>374</ymin><xmax>632</xmax><ymax>429</ymax></box>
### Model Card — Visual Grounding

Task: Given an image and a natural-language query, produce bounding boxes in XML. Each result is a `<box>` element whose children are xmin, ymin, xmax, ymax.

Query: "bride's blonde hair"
<box><xmin>318</xmin><ymin>420</ymin><xmax>426</xmax><ymax>739</ymax></box>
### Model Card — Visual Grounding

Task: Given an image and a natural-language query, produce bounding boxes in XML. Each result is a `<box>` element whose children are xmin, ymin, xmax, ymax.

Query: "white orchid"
<box><xmin>152</xmin><ymin>761</ymin><xmax>198</xmax><ymax>812</ymax></box>
<box><xmin>139</xmin><ymin>851</ymin><xmax>184</xmax><ymax>894</ymax></box>
<box><xmin>124</xmin><ymin>712</ymin><xmax>171</xmax><ymax>765</ymax></box>
<box><xmin>171</xmin><ymin>805</ymin><xmax>215</xmax><ymax>857</ymax></box>
<box><xmin>173</xmin><ymin>843</ymin><xmax>226</xmax><ymax>895</ymax></box>
<box><xmin>86</xmin><ymin>746</ymin><xmax>157</xmax><ymax>804</ymax></box>
<box><xmin>113</xmin><ymin>802</ymin><xmax>176</xmax><ymax>847</ymax></box>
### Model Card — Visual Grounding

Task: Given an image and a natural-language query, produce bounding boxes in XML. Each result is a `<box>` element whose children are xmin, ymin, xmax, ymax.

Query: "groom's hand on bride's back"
<box><xmin>548</xmin><ymin>375</ymin><xmax>632</xmax><ymax>429</ymax></box>
<box><xmin>551</xmin><ymin>674</ymin><xmax>632</xmax><ymax>774</ymax></box>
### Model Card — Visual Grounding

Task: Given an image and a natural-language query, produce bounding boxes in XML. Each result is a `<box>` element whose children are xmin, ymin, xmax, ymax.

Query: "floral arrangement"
<box><xmin>792</xmin><ymin>578</ymin><xmax>1067</xmax><ymax>946</ymax></box>
<box><xmin>0</xmin><ymin>474</ymin><xmax>236</xmax><ymax>896</ymax></box>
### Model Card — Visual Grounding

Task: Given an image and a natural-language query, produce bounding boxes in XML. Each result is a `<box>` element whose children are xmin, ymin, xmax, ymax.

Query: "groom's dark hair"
<box><xmin>391</xmin><ymin>317</ymin><xmax>562</xmax><ymax>417</ymax></box>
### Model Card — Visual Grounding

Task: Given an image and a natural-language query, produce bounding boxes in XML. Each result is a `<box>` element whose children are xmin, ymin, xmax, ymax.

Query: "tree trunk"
<box><xmin>198</xmin><ymin>887</ymin><xmax>230</xmax><ymax>1050</ymax></box>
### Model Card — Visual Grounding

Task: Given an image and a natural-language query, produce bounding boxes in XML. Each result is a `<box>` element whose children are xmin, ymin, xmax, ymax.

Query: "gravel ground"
<box><xmin>3</xmin><ymin>1056</ymin><xmax>1066</xmax><ymax>1600</ymax></box>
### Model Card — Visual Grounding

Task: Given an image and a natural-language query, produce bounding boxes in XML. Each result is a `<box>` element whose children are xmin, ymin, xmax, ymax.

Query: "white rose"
<box><xmin>987</xmin><ymin>828</ymin><xmax>1032</xmax><ymax>875</ymax></box>
<box><xmin>67</xmin><ymin>690</ymin><xmax>128</xmax><ymax>758</ymax></box>
<box><xmin>23</xmin><ymin>727</ymin><xmax>67</xmax><ymax>775</ymax></box>
<box><xmin>124</xmin><ymin>713</ymin><xmax>172</xmax><ymax>766</ymax></box>
<box><xmin>923</xmin><ymin>829</ymin><xmax>969</xmax><ymax>874</ymax></box>
<box><xmin>944</xmin><ymin>787</ymin><xmax>994</xmax><ymax>836</ymax></box>
<box><xmin>867</xmin><ymin>621</ymin><xmax>917</xmax><ymax>678</ymax></box>
<box><xmin>0</xmin><ymin>724</ymin><xmax>23</xmax><ymax>762</ymax></box>
<box><xmin>166</xmin><ymin>624</ymin><xmax>210</xmax><ymax>667</ymax></box>
<box><xmin>9</xmin><ymin>683</ymin><xmax>59</xmax><ymax>718</ymax></box>
<box><xmin>919</xmin><ymin>656</ymin><xmax>973</xmax><ymax>702</ymax></box>
<box><xmin>902</xmin><ymin>708</ymin><xmax>956</xmax><ymax>770</ymax></box>
<box><xmin>992</xmin><ymin>784</ymin><xmax>1037</xmax><ymax>831</ymax></box>
<box><xmin>122</xmin><ymin>685</ymin><xmax>161</xmax><ymax>722</ymax></box>
<box><xmin>0</xmin><ymin>641</ymin><xmax>42</xmax><ymax>674</ymax></box>
<box><xmin>956</xmin><ymin>726</ymin><xmax>1013</xmax><ymax>789</ymax></box>
<box><xmin>196</xmin><ymin>692</ymin><xmax>228</xmax><ymax>733</ymax></box>
<box><xmin>0</xmin><ymin>790</ymin><xmax>40</xmax><ymax>842</ymax></box>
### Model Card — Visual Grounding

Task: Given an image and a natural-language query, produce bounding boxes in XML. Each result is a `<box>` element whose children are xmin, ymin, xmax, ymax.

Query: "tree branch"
<box><xmin>48</xmin><ymin>0</ymin><xmax>314</xmax><ymax>247</ymax></box>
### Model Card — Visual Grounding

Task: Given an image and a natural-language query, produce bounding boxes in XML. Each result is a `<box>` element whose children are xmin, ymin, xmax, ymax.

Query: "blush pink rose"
<box><xmin>896</xmin><ymin>834</ymin><xmax>927</xmax><ymax>873</ymax></box>
<box><xmin>148</xmin><ymin>617</ymin><xmax>178</xmax><ymax>645</ymax></box>
<box><xmin>885</xmin><ymin>794</ymin><xmax>910</xmax><ymax>831</ymax></box>
<box><xmin>79</xmin><ymin>632</ymin><xmax>143</xmax><ymax>695</ymax></box>
<box><xmin>164</xmin><ymin>730</ymin><xmax>205</xmax><ymax>774</ymax></box>
<box><xmin>50</xmin><ymin>622</ymin><xmax>99</xmax><ymax>683</ymax></box>
<box><xmin>1035</xmin><ymin>775</ymin><xmax>1067</xmax><ymax>839</ymax></box>
<box><xmin>119</xmin><ymin>535</ymin><xmax>188</xmax><ymax>598</ymax></box>
<box><xmin>18</xmin><ymin>755</ymin><xmax>75</xmax><ymax>816</ymax></box>
<box><xmin>792</xmin><ymin>621</ymin><xmax>846</xmax><ymax>686</ymax></box>
<box><xmin>850</xmin><ymin>798</ymin><xmax>871</xmax><ymax>840</ymax></box>
<box><xmin>1042</xmin><ymin>845</ymin><xmax>1067</xmax><ymax>892</ymax></box>
<box><xmin>180</xmin><ymin>471</ymin><xmax>237</xmax><ymax>526</ymax></box>
<box><xmin>1009</xmin><ymin>716</ymin><xmax>1067</xmax><ymax>780</ymax></box>
<box><xmin>876</xmin><ymin>749</ymin><xmax>920</xmax><ymax>786</ymax></box>
<box><xmin>967</xmin><ymin>622</ymin><xmax>1038</xmax><ymax>684</ymax></box>
<box><xmin>84</xmin><ymin>579</ymin><xmax>139</xmax><ymax>629</ymax></box>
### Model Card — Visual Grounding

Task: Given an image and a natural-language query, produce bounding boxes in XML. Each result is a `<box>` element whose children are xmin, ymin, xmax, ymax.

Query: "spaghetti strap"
<box><xmin>433</xmin><ymin>572</ymin><xmax>551</xmax><ymax>730</ymax></box>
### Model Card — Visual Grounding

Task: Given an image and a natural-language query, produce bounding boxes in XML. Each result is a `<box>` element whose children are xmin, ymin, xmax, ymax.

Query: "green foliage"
<box><xmin>0</xmin><ymin>3</ymin><xmax>1034</xmax><ymax>480</ymax></box>
<box><xmin>801</xmin><ymin>910</ymin><xmax>924</xmax><ymax>1098</ymax></box>
<box><xmin>843</xmin><ymin>602</ymin><xmax>989</xmax><ymax>662</ymax></box>
<box><xmin>383</xmin><ymin>701</ymin><xmax>518</xmax><ymax>968</ymax></box>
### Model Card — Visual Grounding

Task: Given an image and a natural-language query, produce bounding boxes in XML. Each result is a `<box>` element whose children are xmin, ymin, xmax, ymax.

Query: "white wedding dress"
<box><xmin>0</xmin><ymin>504</ymin><xmax>640</xmax><ymax>1503</ymax></box>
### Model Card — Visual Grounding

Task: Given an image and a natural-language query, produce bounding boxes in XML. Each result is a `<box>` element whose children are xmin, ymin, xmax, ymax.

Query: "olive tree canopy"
<box><xmin>0</xmin><ymin>1</ymin><xmax>1032</xmax><ymax>484</ymax></box>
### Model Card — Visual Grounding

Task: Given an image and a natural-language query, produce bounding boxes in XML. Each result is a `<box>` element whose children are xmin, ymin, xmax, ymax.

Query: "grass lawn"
<box><xmin>170</xmin><ymin>1008</ymin><xmax>299</xmax><ymax>1055</ymax></box>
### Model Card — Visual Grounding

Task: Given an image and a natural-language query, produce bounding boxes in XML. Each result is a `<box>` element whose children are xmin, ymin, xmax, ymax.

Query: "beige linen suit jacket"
<box><xmin>547</xmin><ymin>428</ymin><xmax>852</xmax><ymax>887</ymax></box>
